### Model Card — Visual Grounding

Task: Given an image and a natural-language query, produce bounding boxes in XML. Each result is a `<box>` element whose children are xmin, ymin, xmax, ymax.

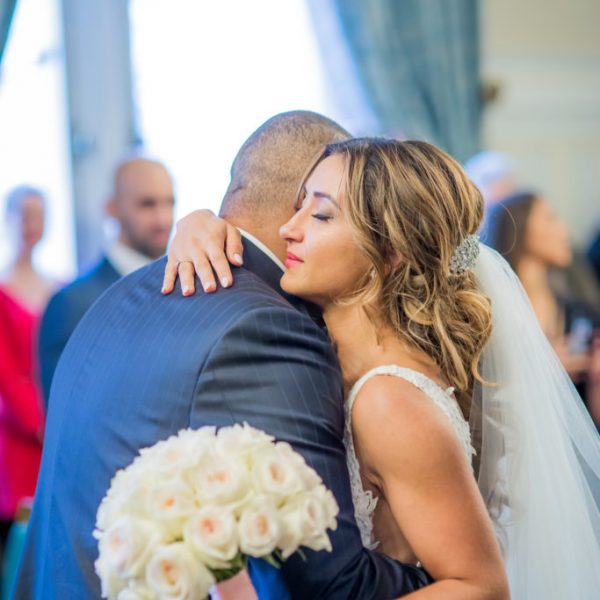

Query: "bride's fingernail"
<box><xmin>221</xmin><ymin>277</ymin><xmax>230</xmax><ymax>288</ymax></box>
<box><xmin>204</xmin><ymin>282</ymin><xmax>214</xmax><ymax>292</ymax></box>
<box><xmin>233</xmin><ymin>253</ymin><xmax>243</xmax><ymax>265</ymax></box>
<box><xmin>182</xmin><ymin>285</ymin><xmax>191</xmax><ymax>295</ymax></box>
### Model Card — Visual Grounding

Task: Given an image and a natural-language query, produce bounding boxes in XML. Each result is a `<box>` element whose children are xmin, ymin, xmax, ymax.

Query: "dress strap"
<box><xmin>347</xmin><ymin>365</ymin><xmax>454</xmax><ymax>414</ymax></box>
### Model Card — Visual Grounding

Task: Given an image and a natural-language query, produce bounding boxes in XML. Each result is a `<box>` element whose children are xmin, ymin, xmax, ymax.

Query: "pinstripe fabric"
<box><xmin>38</xmin><ymin>256</ymin><xmax>121</xmax><ymax>405</ymax></box>
<box><xmin>11</xmin><ymin>241</ymin><xmax>430</xmax><ymax>599</ymax></box>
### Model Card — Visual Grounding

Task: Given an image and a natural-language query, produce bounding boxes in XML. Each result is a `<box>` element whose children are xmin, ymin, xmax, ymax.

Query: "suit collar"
<box><xmin>240</xmin><ymin>237</ymin><xmax>285</xmax><ymax>295</ymax></box>
<box><xmin>240</xmin><ymin>237</ymin><xmax>324</xmax><ymax>324</ymax></box>
<box><xmin>239</xmin><ymin>229</ymin><xmax>285</xmax><ymax>271</ymax></box>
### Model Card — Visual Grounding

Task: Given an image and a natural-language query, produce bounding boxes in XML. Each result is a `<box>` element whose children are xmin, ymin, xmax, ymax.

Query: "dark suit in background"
<box><xmin>588</xmin><ymin>229</ymin><xmax>600</xmax><ymax>286</ymax></box>
<box><xmin>37</xmin><ymin>257</ymin><xmax>120</xmax><ymax>405</ymax></box>
<box><xmin>13</xmin><ymin>240</ymin><xmax>430</xmax><ymax>599</ymax></box>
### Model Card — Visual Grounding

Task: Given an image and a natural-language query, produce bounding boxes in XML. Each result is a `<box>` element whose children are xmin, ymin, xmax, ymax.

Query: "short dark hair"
<box><xmin>482</xmin><ymin>191</ymin><xmax>539</xmax><ymax>271</ymax></box>
<box><xmin>220</xmin><ymin>110</ymin><xmax>350</xmax><ymax>219</ymax></box>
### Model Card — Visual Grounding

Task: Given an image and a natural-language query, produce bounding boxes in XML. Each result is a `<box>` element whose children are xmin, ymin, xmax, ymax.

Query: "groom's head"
<box><xmin>220</xmin><ymin>110</ymin><xmax>350</xmax><ymax>261</ymax></box>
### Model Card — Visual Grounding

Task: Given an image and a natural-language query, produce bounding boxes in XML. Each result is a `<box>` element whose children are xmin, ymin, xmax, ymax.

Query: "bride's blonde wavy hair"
<box><xmin>302</xmin><ymin>138</ymin><xmax>492</xmax><ymax>417</ymax></box>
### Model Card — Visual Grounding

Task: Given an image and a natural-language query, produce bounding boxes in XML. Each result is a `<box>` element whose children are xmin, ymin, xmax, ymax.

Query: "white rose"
<box><xmin>278</xmin><ymin>488</ymin><xmax>339</xmax><ymax>558</ymax></box>
<box><xmin>144</xmin><ymin>428</ymin><xmax>217</xmax><ymax>477</ymax></box>
<box><xmin>251</xmin><ymin>449</ymin><xmax>305</xmax><ymax>504</ymax></box>
<box><xmin>94</xmin><ymin>556</ymin><xmax>127</xmax><ymax>600</ymax></box>
<box><xmin>183</xmin><ymin>506</ymin><xmax>239</xmax><ymax>569</ymax></box>
<box><xmin>278</xmin><ymin>495</ymin><xmax>325</xmax><ymax>558</ymax></box>
<box><xmin>190</xmin><ymin>457</ymin><xmax>251</xmax><ymax>510</ymax></box>
<box><xmin>302</xmin><ymin>531</ymin><xmax>334</xmax><ymax>553</ymax></box>
<box><xmin>146</xmin><ymin>480</ymin><xmax>197</xmax><ymax>540</ymax></box>
<box><xmin>310</xmin><ymin>484</ymin><xmax>339</xmax><ymax>531</ymax></box>
<box><xmin>97</xmin><ymin>516</ymin><xmax>161</xmax><ymax>578</ymax></box>
<box><xmin>273</xmin><ymin>442</ymin><xmax>322</xmax><ymax>489</ymax></box>
<box><xmin>145</xmin><ymin>542</ymin><xmax>215</xmax><ymax>600</ymax></box>
<box><xmin>98</xmin><ymin>470</ymin><xmax>136</xmax><ymax>526</ymax></box>
<box><xmin>99</xmin><ymin>465</ymin><xmax>155</xmax><ymax>526</ymax></box>
<box><xmin>116</xmin><ymin>581</ymin><xmax>155</xmax><ymax>600</ymax></box>
<box><xmin>95</xmin><ymin>496</ymin><xmax>121</xmax><ymax>533</ymax></box>
<box><xmin>176</xmin><ymin>426</ymin><xmax>217</xmax><ymax>445</ymax></box>
<box><xmin>238</xmin><ymin>498</ymin><xmax>281</xmax><ymax>557</ymax></box>
<box><xmin>215</xmin><ymin>423</ymin><xmax>274</xmax><ymax>462</ymax></box>
<box><xmin>148</xmin><ymin>480</ymin><xmax>197</xmax><ymax>519</ymax></box>
<box><xmin>277</xmin><ymin>510</ymin><xmax>303</xmax><ymax>559</ymax></box>
<box><xmin>105</xmin><ymin>468</ymin><xmax>131</xmax><ymax>499</ymax></box>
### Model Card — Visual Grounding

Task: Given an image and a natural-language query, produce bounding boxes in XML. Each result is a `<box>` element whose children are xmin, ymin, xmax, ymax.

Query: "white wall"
<box><xmin>480</xmin><ymin>0</ymin><xmax>600</xmax><ymax>247</ymax></box>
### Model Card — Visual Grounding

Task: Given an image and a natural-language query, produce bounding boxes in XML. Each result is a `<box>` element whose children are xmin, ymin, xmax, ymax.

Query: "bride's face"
<box><xmin>279</xmin><ymin>153</ymin><xmax>371</xmax><ymax>307</ymax></box>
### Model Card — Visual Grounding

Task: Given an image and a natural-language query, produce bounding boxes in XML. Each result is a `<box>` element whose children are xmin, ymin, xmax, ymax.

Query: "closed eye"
<box><xmin>312</xmin><ymin>213</ymin><xmax>333</xmax><ymax>222</ymax></box>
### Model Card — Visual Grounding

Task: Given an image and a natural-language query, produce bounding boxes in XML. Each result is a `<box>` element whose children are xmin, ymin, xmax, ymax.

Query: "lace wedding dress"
<box><xmin>343</xmin><ymin>248</ymin><xmax>600</xmax><ymax>598</ymax></box>
<box><xmin>344</xmin><ymin>364</ymin><xmax>475</xmax><ymax>549</ymax></box>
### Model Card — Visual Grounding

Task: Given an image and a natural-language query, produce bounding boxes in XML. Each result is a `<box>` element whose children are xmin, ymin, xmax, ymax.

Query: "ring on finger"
<box><xmin>176</xmin><ymin>260</ymin><xmax>194</xmax><ymax>268</ymax></box>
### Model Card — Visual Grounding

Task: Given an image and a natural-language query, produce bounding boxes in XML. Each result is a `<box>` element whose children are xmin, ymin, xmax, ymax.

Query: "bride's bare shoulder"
<box><xmin>351</xmin><ymin>375</ymin><xmax>467</xmax><ymax>474</ymax></box>
<box><xmin>352</xmin><ymin>374</ymin><xmax>442</xmax><ymax>427</ymax></box>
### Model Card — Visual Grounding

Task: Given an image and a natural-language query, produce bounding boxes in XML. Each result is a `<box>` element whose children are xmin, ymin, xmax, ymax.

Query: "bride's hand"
<box><xmin>161</xmin><ymin>209</ymin><xmax>244</xmax><ymax>296</ymax></box>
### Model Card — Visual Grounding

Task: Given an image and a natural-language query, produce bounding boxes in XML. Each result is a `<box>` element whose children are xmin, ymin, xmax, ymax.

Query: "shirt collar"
<box><xmin>105</xmin><ymin>240</ymin><xmax>154</xmax><ymax>276</ymax></box>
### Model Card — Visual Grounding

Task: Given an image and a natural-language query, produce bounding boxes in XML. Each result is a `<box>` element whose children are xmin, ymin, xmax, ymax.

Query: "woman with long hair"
<box><xmin>163</xmin><ymin>138</ymin><xmax>600</xmax><ymax>598</ymax></box>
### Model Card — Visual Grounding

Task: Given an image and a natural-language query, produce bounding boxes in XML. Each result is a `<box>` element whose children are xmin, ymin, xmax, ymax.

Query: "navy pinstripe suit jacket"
<box><xmin>12</xmin><ymin>240</ymin><xmax>430</xmax><ymax>599</ymax></box>
<box><xmin>38</xmin><ymin>256</ymin><xmax>121</xmax><ymax>406</ymax></box>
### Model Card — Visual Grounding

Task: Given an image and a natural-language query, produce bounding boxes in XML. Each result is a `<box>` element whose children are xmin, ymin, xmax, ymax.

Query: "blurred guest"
<box><xmin>0</xmin><ymin>186</ymin><xmax>51</xmax><ymax>565</ymax></box>
<box><xmin>38</xmin><ymin>156</ymin><xmax>175</xmax><ymax>405</ymax></box>
<box><xmin>483</xmin><ymin>191</ymin><xmax>600</xmax><ymax>421</ymax></box>
<box><xmin>464</xmin><ymin>151</ymin><xmax>518</xmax><ymax>206</ymax></box>
<box><xmin>483</xmin><ymin>192</ymin><xmax>572</xmax><ymax>335</ymax></box>
<box><xmin>587</xmin><ymin>221</ymin><xmax>600</xmax><ymax>285</ymax></box>
<box><xmin>548</xmin><ymin>247</ymin><xmax>600</xmax><ymax>333</ymax></box>
<box><xmin>467</xmin><ymin>150</ymin><xmax>600</xmax><ymax>331</ymax></box>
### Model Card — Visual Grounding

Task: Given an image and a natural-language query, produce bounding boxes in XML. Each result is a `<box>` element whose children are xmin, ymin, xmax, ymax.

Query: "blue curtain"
<box><xmin>308</xmin><ymin>0</ymin><xmax>481</xmax><ymax>162</ymax></box>
<box><xmin>0</xmin><ymin>0</ymin><xmax>16</xmax><ymax>69</ymax></box>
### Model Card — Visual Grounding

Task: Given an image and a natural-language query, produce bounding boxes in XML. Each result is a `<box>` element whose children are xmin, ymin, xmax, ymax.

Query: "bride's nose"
<box><xmin>279</xmin><ymin>211</ymin><xmax>303</xmax><ymax>242</ymax></box>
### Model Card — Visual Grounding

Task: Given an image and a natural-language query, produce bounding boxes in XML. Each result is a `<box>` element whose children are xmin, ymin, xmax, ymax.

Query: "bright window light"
<box><xmin>129</xmin><ymin>0</ymin><xmax>340</xmax><ymax>220</ymax></box>
<box><xmin>0</xmin><ymin>0</ymin><xmax>74</xmax><ymax>281</ymax></box>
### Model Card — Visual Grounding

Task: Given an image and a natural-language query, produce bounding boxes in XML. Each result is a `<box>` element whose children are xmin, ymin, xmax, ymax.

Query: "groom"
<box><xmin>12</xmin><ymin>111</ymin><xmax>431</xmax><ymax>599</ymax></box>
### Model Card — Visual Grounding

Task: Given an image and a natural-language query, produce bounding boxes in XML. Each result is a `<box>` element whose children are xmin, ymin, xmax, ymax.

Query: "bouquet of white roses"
<box><xmin>94</xmin><ymin>423</ymin><xmax>339</xmax><ymax>600</ymax></box>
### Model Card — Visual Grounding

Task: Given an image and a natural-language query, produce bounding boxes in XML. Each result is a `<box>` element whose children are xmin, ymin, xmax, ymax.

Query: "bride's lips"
<box><xmin>285</xmin><ymin>252</ymin><xmax>303</xmax><ymax>269</ymax></box>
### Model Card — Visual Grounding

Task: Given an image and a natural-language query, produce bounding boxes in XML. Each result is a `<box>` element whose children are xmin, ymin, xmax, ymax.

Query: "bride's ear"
<box><xmin>384</xmin><ymin>253</ymin><xmax>403</xmax><ymax>276</ymax></box>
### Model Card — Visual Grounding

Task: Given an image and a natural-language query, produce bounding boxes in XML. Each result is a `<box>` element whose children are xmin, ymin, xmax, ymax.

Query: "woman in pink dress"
<box><xmin>0</xmin><ymin>186</ymin><xmax>54</xmax><ymax>555</ymax></box>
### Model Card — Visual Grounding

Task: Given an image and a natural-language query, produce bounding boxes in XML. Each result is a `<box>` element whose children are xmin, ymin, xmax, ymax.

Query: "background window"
<box><xmin>0</xmin><ymin>0</ymin><xmax>74</xmax><ymax>281</ymax></box>
<box><xmin>129</xmin><ymin>0</ymin><xmax>341</xmax><ymax>220</ymax></box>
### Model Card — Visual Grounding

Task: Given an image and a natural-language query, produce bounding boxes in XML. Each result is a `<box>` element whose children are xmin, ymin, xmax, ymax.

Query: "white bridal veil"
<box><xmin>471</xmin><ymin>245</ymin><xmax>600</xmax><ymax>599</ymax></box>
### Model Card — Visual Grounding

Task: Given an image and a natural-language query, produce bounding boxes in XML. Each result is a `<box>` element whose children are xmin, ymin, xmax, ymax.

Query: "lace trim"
<box><xmin>344</xmin><ymin>365</ymin><xmax>475</xmax><ymax>549</ymax></box>
<box><xmin>344</xmin><ymin>390</ymin><xmax>379</xmax><ymax>549</ymax></box>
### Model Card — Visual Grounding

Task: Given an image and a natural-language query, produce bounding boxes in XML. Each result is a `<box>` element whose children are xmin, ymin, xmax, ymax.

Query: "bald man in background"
<box><xmin>38</xmin><ymin>156</ymin><xmax>175</xmax><ymax>405</ymax></box>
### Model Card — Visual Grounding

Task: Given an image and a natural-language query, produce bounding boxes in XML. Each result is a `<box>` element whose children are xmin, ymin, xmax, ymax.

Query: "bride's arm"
<box><xmin>352</xmin><ymin>377</ymin><xmax>510</xmax><ymax>600</ymax></box>
<box><xmin>161</xmin><ymin>210</ymin><xmax>243</xmax><ymax>296</ymax></box>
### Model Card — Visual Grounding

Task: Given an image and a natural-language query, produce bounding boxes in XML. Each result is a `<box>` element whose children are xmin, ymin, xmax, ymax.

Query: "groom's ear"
<box><xmin>105</xmin><ymin>197</ymin><xmax>118</xmax><ymax>219</ymax></box>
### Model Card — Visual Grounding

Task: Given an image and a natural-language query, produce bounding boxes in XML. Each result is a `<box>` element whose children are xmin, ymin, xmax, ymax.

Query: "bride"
<box><xmin>163</xmin><ymin>138</ymin><xmax>600</xmax><ymax>599</ymax></box>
